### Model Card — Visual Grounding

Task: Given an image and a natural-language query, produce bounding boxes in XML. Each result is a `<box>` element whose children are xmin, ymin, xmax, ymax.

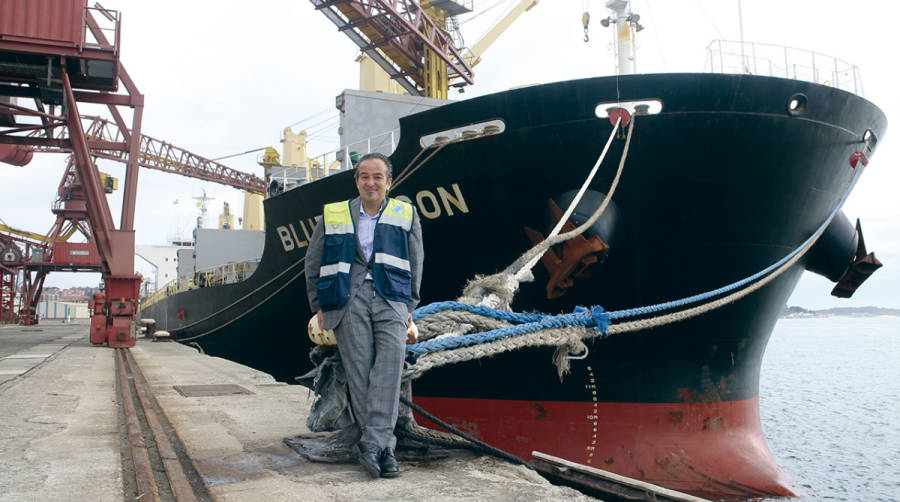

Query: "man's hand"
<box><xmin>407</xmin><ymin>312</ymin><xmax>412</xmax><ymax>327</ymax></box>
<box><xmin>316</xmin><ymin>310</ymin><xmax>324</xmax><ymax>330</ymax></box>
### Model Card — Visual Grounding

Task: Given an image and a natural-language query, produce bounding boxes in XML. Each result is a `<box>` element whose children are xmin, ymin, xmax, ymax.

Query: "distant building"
<box><xmin>37</xmin><ymin>300</ymin><xmax>89</xmax><ymax>319</ymax></box>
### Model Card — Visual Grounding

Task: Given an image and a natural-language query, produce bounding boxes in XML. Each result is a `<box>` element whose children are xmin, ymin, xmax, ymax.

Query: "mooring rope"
<box><xmin>163</xmin><ymin>257</ymin><xmax>306</xmax><ymax>332</ymax></box>
<box><xmin>401</xmin><ymin>116</ymin><xmax>634</xmax><ymax>376</ymax></box>
<box><xmin>393</xmin><ymin>136</ymin><xmax>463</xmax><ymax>188</ymax></box>
<box><xmin>515</xmin><ymin>114</ymin><xmax>623</xmax><ymax>281</ymax></box>
<box><xmin>508</xmin><ymin>115</ymin><xmax>635</xmax><ymax>287</ymax></box>
<box><xmin>177</xmin><ymin>264</ymin><xmax>307</xmax><ymax>342</ymax></box>
<box><xmin>397</xmin><ymin>396</ymin><xmax>531</xmax><ymax>468</ymax></box>
<box><xmin>405</xmin><ymin>128</ymin><xmax>867</xmax><ymax>380</ymax></box>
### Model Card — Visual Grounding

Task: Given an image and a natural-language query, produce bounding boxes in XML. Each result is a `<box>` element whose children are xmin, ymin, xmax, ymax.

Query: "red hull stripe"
<box><xmin>412</xmin><ymin>396</ymin><xmax>795</xmax><ymax>498</ymax></box>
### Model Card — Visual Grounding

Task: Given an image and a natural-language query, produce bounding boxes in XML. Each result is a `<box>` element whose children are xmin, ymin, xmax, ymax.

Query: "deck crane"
<box><xmin>311</xmin><ymin>0</ymin><xmax>538</xmax><ymax>99</ymax></box>
<box><xmin>460</xmin><ymin>0</ymin><xmax>538</xmax><ymax>69</ymax></box>
<box><xmin>259</xmin><ymin>1</ymin><xmax>540</xmax><ymax>178</ymax></box>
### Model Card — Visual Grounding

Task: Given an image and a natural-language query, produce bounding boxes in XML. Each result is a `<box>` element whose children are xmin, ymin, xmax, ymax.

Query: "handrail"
<box><xmin>140</xmin><ymin>259</ymin><xmax>260</xmax><ymax>309</ymax></box>
<box><xmin>261</xmin><ymin>128</ymin><xmax>399</xmax><ymax>192</ymax></box>
<box><xmin>706</xmin><ymin>39</ymin><xmax>863</xmax><ymax>96</ymax></box>
<box><xmin>83</xmin><ymin>6</ymin><xmax>120</xmax><ymax>53</ymax></box>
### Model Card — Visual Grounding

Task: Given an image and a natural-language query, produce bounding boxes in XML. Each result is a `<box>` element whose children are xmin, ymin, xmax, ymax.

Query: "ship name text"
<box><xmin>276</xmin><ymin>183</ymin><xmax>469</xmax><ymax>253</ymax></box>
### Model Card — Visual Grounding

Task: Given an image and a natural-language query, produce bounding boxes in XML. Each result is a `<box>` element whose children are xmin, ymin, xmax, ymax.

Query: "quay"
<box><xmin>0</xmin><ymin>321</ymin><xmax>593</xmax><ymax>501</ymax></box>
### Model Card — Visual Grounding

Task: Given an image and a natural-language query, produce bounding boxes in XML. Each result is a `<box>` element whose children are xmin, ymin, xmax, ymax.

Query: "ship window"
<box><xmin>595</xmin><ymin>99</ymin><xmax>662</xmax><ymax>119</ymax></box>
<box><xmin>787</xmin><ymin>93</ymin><xmax>808</xmax><ymax>116</ymax></box>
<box><xmin>419</xmin><ymin>119</ymin><xmax>505</xmax><ymax>148</ymax></box>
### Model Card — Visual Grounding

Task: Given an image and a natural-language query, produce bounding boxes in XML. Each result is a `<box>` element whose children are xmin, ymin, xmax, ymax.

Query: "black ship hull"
<box><xmin>140</xmin><ymin>73</ymin><xmax>886</xmax><ymax>497</ymax></box>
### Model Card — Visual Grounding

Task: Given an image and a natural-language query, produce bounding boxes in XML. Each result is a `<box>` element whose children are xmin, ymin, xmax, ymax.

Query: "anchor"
<box><xmin>524</xmin><ymin>199</ymin><xmax>610</xmax><ymax>299</ymax></box>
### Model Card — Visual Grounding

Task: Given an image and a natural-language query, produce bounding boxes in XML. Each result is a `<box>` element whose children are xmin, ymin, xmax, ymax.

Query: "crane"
<box><xmin>311</xmin><ymin>0</ymin><xmax>474</xmax><ymax>99</ymax></box>
<box><xmin>460</xmin><ymin>0</ymin><xmax>539</xmax><ymax>68</ymax></box>
<box><xmin>311</xmin><ymin>0</ymin><xmax>538</xmax><ymax>99</ymax></box>
<box><xmin>2</xmin><ymin>114</ymin><xmax>267</xmax><ymax>326</ymax></box>
<box><xmin>28</xmin><ymin>115</ymin><xmax>266</xmax><ymax>194</ymax></box>
<box><xmin>0</xmin><ymin>3</ymin><xmax>265</xmax><ymax>340</ymax></box>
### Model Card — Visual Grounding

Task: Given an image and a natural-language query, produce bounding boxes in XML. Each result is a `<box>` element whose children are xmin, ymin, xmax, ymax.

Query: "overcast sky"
<box><xmin>2</xmin><ymin>0</ymin><xmax>897</xmax><ymax>309</ymax></box>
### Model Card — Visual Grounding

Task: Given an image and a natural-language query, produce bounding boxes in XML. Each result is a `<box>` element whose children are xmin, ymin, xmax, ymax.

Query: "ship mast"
<box><xmin>600</xmin><ymin>0</ymin><xmax>644</xmax><ymax>74</ymax></box>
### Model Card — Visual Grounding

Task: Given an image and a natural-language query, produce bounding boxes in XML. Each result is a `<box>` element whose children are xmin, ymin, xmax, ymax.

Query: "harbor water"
<box><xmin>759</xmin><ymin>316</ymin><xmax>900</xmax><ymax>501</ymax></box>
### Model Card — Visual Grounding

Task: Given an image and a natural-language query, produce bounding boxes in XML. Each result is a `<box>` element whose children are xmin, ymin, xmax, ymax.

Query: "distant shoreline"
<box><xmin>781</xmin><ymin>306</ymin><xmax>900</xmax><ymax>318</ymax></box>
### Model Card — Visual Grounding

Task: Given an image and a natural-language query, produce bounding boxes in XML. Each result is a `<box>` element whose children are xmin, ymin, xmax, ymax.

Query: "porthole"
<box><xmin>787</xmin><ymin>93</ymin><xmax>808</xmax><ymax>116</ymax></box>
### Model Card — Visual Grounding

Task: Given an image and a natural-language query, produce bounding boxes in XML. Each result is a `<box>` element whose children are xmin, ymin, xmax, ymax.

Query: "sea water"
<box><xmin>759</xmin><ymin>317</ymin><xmax>900</xmax><ymax>501</ymax></box>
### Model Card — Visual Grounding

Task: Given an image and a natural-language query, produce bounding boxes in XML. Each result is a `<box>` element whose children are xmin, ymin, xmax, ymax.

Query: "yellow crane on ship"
<box><xmin>259</xmin><ymin>0</ymin><xmax>539</xmax><ymax>186</ymax></box>
<box><xmin>349</xmin><ymin>0</ymin><xmax>541</xmax><ymax>99</ymax></box>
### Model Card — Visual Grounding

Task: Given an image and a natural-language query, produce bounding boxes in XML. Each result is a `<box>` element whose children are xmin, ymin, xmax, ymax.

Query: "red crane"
<box><xmin>0</xmin><ymin>1</ymin><xmax>263</xmax><ymax>343</ymax></box>
<box><xmin>1</xmin><ymin>4</ymin><xmax>267</xmax><ymax>331</ymax></box>
<box><xmin>0</xmin><ymin>2</ymin><xmax>142</xmax><ymax>345</ymax></box>
<box><xmin>31</xmin><ymin>114</ymin><xmax>266</xmax><ymax>194</ymax></box>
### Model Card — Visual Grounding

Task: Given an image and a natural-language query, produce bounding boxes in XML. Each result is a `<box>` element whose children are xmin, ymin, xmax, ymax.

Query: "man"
<box><xmin>305</xmin><ymin>152</ymin><xmax>423</xmax><ymax>479</ymax></box>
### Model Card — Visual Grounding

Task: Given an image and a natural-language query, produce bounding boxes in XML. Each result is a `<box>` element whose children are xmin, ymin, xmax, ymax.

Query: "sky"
<box><xmin>2</xmin><ymin>0</ymin><xmax>898</xmax><ymax>309</ymax></box>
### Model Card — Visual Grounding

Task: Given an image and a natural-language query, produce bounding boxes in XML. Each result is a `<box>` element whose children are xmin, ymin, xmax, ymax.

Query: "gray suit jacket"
<box><xmin>305</xmin><ymin>196</ymin><xmax>424</xmax><ymax>330</ymax></box>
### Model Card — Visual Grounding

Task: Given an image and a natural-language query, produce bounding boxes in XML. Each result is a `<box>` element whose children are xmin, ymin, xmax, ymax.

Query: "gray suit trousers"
<box><xmin>334</xmin><ymin>280</ymin><xmax>406</xmax><ymax>449</ymax></box>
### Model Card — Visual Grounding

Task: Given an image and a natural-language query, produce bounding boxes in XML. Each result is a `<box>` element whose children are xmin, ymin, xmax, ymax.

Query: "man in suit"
<box><xmin>305</xmin><ymin>152</ymin><xmax>423</xmax><ymax>478</ymax></box>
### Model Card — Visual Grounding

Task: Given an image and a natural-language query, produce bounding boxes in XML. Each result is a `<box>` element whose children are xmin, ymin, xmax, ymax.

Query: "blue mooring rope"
<box><xmin>406</xmin><ymin>305</ymin><xmax>609</xmax><ymax>362</ymax></box>
<box><xmin>407</xmin><ymin>165</ymin><xmax>863</xmax><ymax>361</ymax></box>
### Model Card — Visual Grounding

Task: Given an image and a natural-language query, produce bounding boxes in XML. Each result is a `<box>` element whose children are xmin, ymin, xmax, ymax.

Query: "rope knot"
<box><xmin>573</xmin><ymin>305</ymin><xmax>610</xmax><ymax>336</ymax></box>
<box><xmin>459</xmin><ymin>272</ymin><xmax>519</xmax><ymax>309</ymax></box>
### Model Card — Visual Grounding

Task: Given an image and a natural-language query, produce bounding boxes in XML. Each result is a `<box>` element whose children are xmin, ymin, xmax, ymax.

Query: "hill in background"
<box><xmin>782</xmin><ymin>305</ymin><xmax>900</xmax><ymax>318</ymax></box>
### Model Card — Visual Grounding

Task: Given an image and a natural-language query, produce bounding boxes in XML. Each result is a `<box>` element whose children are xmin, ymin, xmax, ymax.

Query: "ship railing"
<box><xmin>706</xmin><ymin>40</ymin><xmax>863</xmax><ymax>95</ymax></box>
<box><xmin>139</xmin><ymin>260</ymin><xmax>260</xmax><ymax>309</ymax></box>
<box><xmin>83</xmin><ymin>6</ymin><xmax>121</xmax><ymax>54</ymax></box>
<box><xmin>263</xmin><ymin>128</ymin><xmax>399</xmax><ymax>192</ymax></box>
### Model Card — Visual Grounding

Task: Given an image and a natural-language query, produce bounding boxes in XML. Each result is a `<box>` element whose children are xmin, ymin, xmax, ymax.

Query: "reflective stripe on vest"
<box><xmin>317</xmin><ymin>201</ymin><xmax>356</xmax><ymax>311</ymax></box>
<box><xmin>372</xmin><ymin>198</ymin><xmax>414</xmax><ymax>303</ymax></box>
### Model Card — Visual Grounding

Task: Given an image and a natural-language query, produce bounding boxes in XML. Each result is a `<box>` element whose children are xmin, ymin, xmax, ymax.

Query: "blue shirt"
<box><xmin>358</xmin><ymin>201</ymin><xmax>384</xmax><ymax>279</ymax></box>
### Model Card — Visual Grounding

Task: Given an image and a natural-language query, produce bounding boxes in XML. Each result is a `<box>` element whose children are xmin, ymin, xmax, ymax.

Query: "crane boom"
<box><xmin>0</xmin><ymin>222</ymin><xmax>52</xmax><ymax>243</ymax></box>
<box><xmin>310</xmin><ymin>0</ymin><xmax>475</xmax><ymax>97</ymax></box>
<box><xmin>27</xmin><ymin>115</ymin><xmax>266</xmax><ymax>194</ymax></box>
<box><xmin>462</xmin><ymin>0</ymin><xmax>539</xmax><ymax>68</ymax></box>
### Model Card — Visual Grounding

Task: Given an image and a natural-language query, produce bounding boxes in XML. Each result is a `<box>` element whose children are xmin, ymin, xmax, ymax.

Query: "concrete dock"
<box><xmin>0</xmin><ymin>321</ymin><xmax>593</xmax><ymax>501</ymax></box>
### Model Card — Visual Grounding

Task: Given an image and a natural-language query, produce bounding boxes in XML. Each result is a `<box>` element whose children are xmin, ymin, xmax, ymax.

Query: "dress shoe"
<box><xmin>352</xmin><ymin>441</ymin><xmax>381</xmax><ymax>478</ymax></box>
<box><xmin>379</xmin><ymin>447</ymin><xmax>399</xmax><ymax>478</ymax></box>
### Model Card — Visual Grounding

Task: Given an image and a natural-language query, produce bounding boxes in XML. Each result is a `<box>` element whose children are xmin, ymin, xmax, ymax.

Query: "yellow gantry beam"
<box><xmin>0</xmin><ymin>223</ymin><xmax>51</xmax><ymax>243</ymax></box>
<box><xmin>0</xmin><ymin>222</ymin><xmax>77</xmax><ymax>243</ymax></box>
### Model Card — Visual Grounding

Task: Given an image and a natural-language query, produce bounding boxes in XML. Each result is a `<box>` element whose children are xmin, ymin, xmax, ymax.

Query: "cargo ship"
<box><xmin>138</xmin><ymin>4</ymin><xmax>887</xmax><ymax>500</ymax></box>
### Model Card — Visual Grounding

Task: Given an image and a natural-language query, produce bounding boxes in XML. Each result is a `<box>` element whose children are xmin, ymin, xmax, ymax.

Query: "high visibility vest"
<box><xmin>317</xmin><ymin>198</ymin><xmax>414</xmax><ymax>311</ymax></box>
